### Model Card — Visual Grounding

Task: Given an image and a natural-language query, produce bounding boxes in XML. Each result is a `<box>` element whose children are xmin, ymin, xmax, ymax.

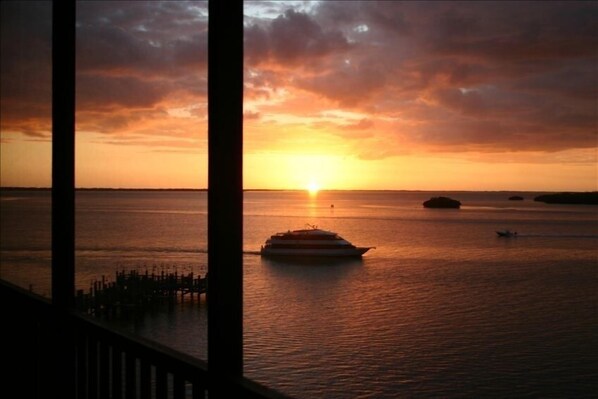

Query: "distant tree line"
<box><xmin>534</xmin><ymin>192</ymin><xmax>598</xmax><ymax>205</ymax></box>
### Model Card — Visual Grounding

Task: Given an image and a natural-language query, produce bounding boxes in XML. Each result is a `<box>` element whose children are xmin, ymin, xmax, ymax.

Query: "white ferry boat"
<box><xmin>260</xmin><ymin>225</ymin><xmax>373</xmax><ymax>258</ymax></box>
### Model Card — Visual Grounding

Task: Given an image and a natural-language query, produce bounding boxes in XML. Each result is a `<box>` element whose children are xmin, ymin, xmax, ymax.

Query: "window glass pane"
<box><xmin>74</xmin><ymin>0</ymin><xmax>208</xmax><ymax>359</ymax></box>
<box><xmin>242</xmin><ymin>1</ymin><xmax>598</xmax><ymax>398</ymax></box>
<box><xmin>0</xmin><ymin>1</ymin><xmax>52</xmax><ymax>298</ymax></box>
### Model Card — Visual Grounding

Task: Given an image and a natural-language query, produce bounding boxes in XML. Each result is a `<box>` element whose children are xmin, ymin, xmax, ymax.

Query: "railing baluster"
<box><xmin>99</xmin><ymin>340</ymin><xmax>109</xmax><ymax>399</ymax></box>
<box><xmin>76</xmin><ymin>329</ymin><xmax>88</xmax><ymax>399</ymax></box>
<box><xmin>111</xmin><ymin>345</ymin><xmax>123</xmax><ymax>399</ymax></box>
<box><xmin>173</xmin><ymin>374</ymin><xmax>185</xmax><ymax>399</ymax></box>
<box><xmin>125</xmin><ymin>352</ymin><xmax>137</xmax><ymax>398</ymax></box>
<box><xmin>192</xmin><ymin>378</ymin><xmax>206</xmax><ymax>399</ymax></box>
<box><xmin>140</xmin><ymin>359</ymin><xmax>151</xmax><ymax>399</ymax></box>
<box><xmin>156</xmin><ymin>366</ymin><xmax>168</xmax><ymax>399</ymax></box>
<box><xmin>88</xmin><ymin>336</ymin><xmax>98</xmax><ymax>399</ymax></box>
<box><xmin>2</xmin><ymin>282</ymin><xmax>289</xmax><ymax>399</ymax></box>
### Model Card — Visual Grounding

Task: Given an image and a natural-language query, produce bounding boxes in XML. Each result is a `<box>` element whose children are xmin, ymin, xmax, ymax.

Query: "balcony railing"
<box><xmin>1</xmin><ymin>280</ymin><xmax>289</xmax><ymax>399</ymax></box>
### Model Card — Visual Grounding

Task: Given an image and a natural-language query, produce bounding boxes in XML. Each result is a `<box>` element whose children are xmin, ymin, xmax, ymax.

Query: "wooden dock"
<box><xmin>76</xmin><ymin>269</ymin><xmax>207</xmax><ymax>316</ymax></box>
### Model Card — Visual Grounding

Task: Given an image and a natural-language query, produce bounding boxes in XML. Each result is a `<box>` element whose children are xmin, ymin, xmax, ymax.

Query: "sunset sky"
<box><xmin>1</xmin><ymin>1</ymin><xmax>596</xmax><ymax>191</ymax></box>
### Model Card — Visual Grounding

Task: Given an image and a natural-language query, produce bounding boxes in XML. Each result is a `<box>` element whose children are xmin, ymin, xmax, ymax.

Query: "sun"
<box><xmin>307</xmin><ymin>181</ymin><xmax>320</xmax><ymax>196</ymax></box>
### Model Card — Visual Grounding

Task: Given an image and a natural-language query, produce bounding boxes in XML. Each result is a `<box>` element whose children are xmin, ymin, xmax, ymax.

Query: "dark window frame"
<box><xmin>44</xmin><ymin>0</ymin><xmax>267</xmax><ymax>397</ymax></box>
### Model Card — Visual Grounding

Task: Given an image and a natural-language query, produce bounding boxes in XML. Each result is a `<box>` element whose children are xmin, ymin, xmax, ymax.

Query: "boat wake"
<box><xmin>75</xmin><ymin>246</ymin><xmax>208</xmax><ymax>254</ymax></box>
<box><xmin>77</xmin><ymin>247</ymin><xmax>272</xmax><ymax>256</ymax></box>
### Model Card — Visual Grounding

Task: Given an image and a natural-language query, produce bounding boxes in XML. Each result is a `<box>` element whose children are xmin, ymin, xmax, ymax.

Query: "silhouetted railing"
<box><xmin>1</xmin><ymin>280</ymin><xmax>289</xmax><ymax>399</ymax></box>
<box><xmin>75</xmin><ymin>313</ymin><xmax>208</xmax><ymax>399</ymax></box>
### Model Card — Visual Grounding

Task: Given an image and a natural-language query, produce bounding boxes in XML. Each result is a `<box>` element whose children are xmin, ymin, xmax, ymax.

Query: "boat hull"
<box><xmin>260</xmin><ymin>246</ymin><xmax>371</xmax><ymax>258</ymax></box>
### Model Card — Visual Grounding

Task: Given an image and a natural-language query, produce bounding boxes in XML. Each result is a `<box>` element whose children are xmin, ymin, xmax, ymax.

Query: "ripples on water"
<box><xmin>244</xmin><ymin>256</ymin><xmax>596</xmax><ymax>398</ymax></box>
<box><xmin>1</xmin><ymin>190</ymin><xmax>597</xmax><ymax>397</ymax></box>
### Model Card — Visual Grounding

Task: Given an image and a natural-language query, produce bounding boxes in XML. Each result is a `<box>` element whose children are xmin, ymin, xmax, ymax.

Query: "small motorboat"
<box><xmin>496</xmin><ymin>230</ymin><xmax>518</xmax><ymax>237</ymax></box>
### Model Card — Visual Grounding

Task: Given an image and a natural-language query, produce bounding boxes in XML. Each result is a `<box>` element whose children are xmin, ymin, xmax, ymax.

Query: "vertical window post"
<box><xmin>51</xmin><ymin>0</ymin><xmax>76</xmax><ymax>310</ymax></box>
<box><xmin>207</xmin><ymin>0</ymin><xmax>244</xmax><ymax>393</ymax></box>
<box><xmin>51</xmin><ymin>1</ymin><xmax>76</xmax><ymax>398</ymax></box>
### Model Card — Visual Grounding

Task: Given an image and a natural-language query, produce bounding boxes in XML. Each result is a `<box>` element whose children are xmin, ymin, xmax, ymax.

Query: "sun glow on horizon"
<box><xmin>307</xmin><ymin>180</ymin><xmax>320</xmax><ymax>196</ymax></box>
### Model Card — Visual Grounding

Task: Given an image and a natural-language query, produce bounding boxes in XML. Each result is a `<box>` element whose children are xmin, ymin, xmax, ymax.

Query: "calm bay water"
<box><xmin>1</xmin><ymin>190</ymin><xmax>597</xmax><ymax>397</ymax></box>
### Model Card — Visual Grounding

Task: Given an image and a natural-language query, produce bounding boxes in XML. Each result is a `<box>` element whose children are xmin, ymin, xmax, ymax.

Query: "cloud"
<box><xmin>0</xmin><ymin>2</ymin><xmax>52</xmax><ymax>137</ymax></box>
<box><xmin>343</xmin><ymin>118</ymin><xmax>374</xmax><ymax>131</ymax></box>
<box><xmin>429</xmin><ymin>3</ymin><xmax>597</xmax><ymax>62</ymax></box>
<box><xmin>514</xmin><ymin>62</ymin><xmax>597</xmax><ymax>100</ymax></box>
<box><xmin>243</xmin><ymin>111</ymin><xmax>260</xmax><ymax>120</ymax></box>
<box><xmin>75</xmin><ymin>1</ymin><xmax>208</xmax><ymax>81</ymax></box>
<box><xmin>301</xmin><ymin>1</ymin><xmax>597</xmax><ymax>154</ymax></box>
<box><xmin>73</xmin><ymin>2</ymin><xmax>209</xmax><ymax>147</ymax></box>
<box><xmin>2</xmin><ymin>1</ymin><xmax>596</xmax><ymax>160</ymax></box>
<box><xmin>77</xmin><ymin>75</ymin><xmax>169</xmax><ymax>109</ymax></box>
<box><xmin>245</xmin><ymin>9</ymin><xmax>351</xmax><ymax>67</ymax></box>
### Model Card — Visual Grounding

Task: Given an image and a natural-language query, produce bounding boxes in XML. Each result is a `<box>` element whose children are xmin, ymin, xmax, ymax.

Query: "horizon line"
<box><xmin>0</xmin><ymin>186</ymin><xmax>593</xmax><ymax>194</ymax></box>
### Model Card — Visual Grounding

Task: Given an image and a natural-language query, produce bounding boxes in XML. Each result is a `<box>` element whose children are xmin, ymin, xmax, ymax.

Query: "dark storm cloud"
<box><xmin>0</xmin><ymin>1</ymin><xmax>52</xmax><ymax>138</ymax></box>
<box><xmin>76</xmin><ymin>75</ymin><xmax>169</xmax><ymax>109</ymax></box>
<box><xmin>1</xmin><ymin>1</ymin><xmax>209</xmax><ymax>140</ymax></box>
<box><xmin>245</xmin><ymin>9</ymin><xmax>351</xmax><ymax>66</ymax></box>
<box><xmin>425</xmin><ymin>2</ymin><xmax>597</xmax><ymax>62</ymax></box>
<box><xmin>75</xmin><ymin>0</ymin><xmax>208</xmax><ymax>86</ymax></box>
<box><xmin>295</xmin><ymin>1</ymin><xmax>598</xmax><ymax>155</ymax></box>
<box><xmin>75</xmin><ymin>1</ymin><xmax>207</xmax><ymax>135</ymax></box>
<box><xmin>307</xmin><ymin>1</ymin><xmax>597</xmax><ymax>95</ymax></box>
